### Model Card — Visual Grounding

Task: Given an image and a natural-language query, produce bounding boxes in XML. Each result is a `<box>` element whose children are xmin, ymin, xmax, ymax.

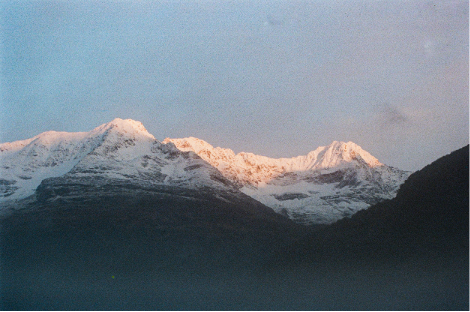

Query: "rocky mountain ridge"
<box><xmin>0</xmin><ymin>119</ymin><xmax>238</xmax><ymax>206</ymax></box>
<box><xmin>164</xmin><ymin>137</ymin><xmax>410</xmax><ymax>224</ymax></box>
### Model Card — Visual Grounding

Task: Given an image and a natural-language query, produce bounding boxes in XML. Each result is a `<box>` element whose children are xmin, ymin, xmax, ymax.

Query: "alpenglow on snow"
<box><xmin>0</xmin><ymin>118</ymin><xmax>409</xmax><ymax>224</ymax></box>
<box><xmin>163</xmin><ymin>137</ymin><xmax>410</xmax><ymax>224</ymax></box>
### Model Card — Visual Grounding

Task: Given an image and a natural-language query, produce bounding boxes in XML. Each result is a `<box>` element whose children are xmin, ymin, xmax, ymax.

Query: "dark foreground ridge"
<box><xmin>271</xmin><ymin>145</ymin><xmax>469</xmax><ymax>309</ymax></box>
<box><xmin>1</xmin><ymin>146</ymin><xmax>468</xmax><ymax>310</ymax></box>
<box><xmin>282</xmin><ymin>144</ymin><xmax>469</xmax><ymax>261</ymax></box>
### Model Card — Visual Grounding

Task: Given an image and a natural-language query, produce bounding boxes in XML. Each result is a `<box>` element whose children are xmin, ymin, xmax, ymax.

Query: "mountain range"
<box><xmin>164</xmin><ymin>136</ymin><xmax>409</xmax><ymax>224</ymax></box>
<box><xmin>0</xmin><ymin>118</ymin><xmax>409</xmax><ymax>224</ymax></box>
<box><xmin>0</xmin><ymin>118</ymin><xmax>467</xmax><ymax>310</ymax></box>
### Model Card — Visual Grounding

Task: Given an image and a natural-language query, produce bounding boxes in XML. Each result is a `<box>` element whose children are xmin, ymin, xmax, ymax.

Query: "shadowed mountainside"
<box><xmin>0</xmin><ymin>176</ymin><xmax>305</xmax><ymax>310</ymax></box>
<box><xmin>0</xmin><ymin>145</ymin><xmax>468</xmax><ymax>310</ymax></box>
<box><xmin>280</xmin><ymin>144</ymin><xmax>469</xmax><ymax>263</ymax></box>
<box><xmin>263</xmin><ymin>145</ymin><xmax>469</xmax><ymax>310</ymax></box>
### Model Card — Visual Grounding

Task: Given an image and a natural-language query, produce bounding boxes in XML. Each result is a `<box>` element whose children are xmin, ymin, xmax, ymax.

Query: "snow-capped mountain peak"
<box><xmin>163</xmin><ymin>137</ymin><xmax>409</xmax><ymax>224</ymax></box>
<box><xmin>92</xmin><ymin>118</ymin><xmax>155</xmax><ymax>140</ymax></box>
<box><xmin>163</xmin><ymin>138</ymin><xmax>384</xmax><ymax>185</ymax></box>
<box><xmin>312</xmin><ymin>140</ymin><xmax>382</xmax><ymax>169</ymax></box>
<box><xmin>0</xmin><ymin>119</ymin><xmax>154</xmax><ymax>156</ymax></box>
<box><xmin>0</xmin><ymin>119</ymin><xmax>233</xmax><ymax>203</ymax></box>
<box><xmin>1</xmin><ymin>119</ymin><xmax>409</xmax><ymax>225</ymax></box>
<box><xmin>162</xmin><ymin>137</ymin><xmax>235</xmax><ymax>157</ymax></box>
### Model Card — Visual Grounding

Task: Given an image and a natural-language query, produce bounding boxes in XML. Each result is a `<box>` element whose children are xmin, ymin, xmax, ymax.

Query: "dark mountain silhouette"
<box><xmin>282</xmin><ymin>144</ymin><xmax>469</xmax><ymax>262</ymax></box>
<box><xmin>266</xmin><ymin>145</ymin><xmax>469</xmax><ymax>310</ymax></box>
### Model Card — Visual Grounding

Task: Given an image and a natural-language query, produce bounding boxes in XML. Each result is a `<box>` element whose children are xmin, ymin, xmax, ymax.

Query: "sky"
<box><xmin>1</xmin><ymin>0</ymin><xmax>468</xmax><ymax>171</ymax></box>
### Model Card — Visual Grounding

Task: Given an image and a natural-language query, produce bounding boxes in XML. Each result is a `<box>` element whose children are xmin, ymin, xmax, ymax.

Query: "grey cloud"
<box><xmin>376</xmin><ymin>103</ymin><xmax>410</xmax><ymax>126</ymax></box>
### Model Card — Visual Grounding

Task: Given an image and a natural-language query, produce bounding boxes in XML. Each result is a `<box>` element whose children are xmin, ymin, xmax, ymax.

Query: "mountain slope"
<box><xmin>0</xmin><ymin>119</ymin><xmax>303</xmax><ymax>310</ymax></box>
<box><xmin>0</xmin><ymin>118</ymin><xmax>299</xmax><ymax>243</ymax></box>
<box><xmin>0</xmin><ymin>119</ymin><xmax>243</xmax><ymax>207</ymax></box>
<box><xmin>164</xmin><ymin>137</ymin><xmax>409</xmax><ymax>224</ymax></box>
<box><xmin>0</xmin><ymin>169</ymin><xmax>302</xmax><ymax>310</ymax></box>
<box><xmin>255</xmin><ymin>145</ymin><xmax>469</xmax><ymax>310</ymax></box>
<box><xmin>281</xmin><ymin>144</ymin><xmax>469</xmax><ymax>262</ymax></box>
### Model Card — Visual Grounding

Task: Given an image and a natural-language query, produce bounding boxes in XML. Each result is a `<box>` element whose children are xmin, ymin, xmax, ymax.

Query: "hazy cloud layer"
<box><xmin>1</xmin><ymin>0</ymin><xmax>468</xmax><ymax>171</ymax></box>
